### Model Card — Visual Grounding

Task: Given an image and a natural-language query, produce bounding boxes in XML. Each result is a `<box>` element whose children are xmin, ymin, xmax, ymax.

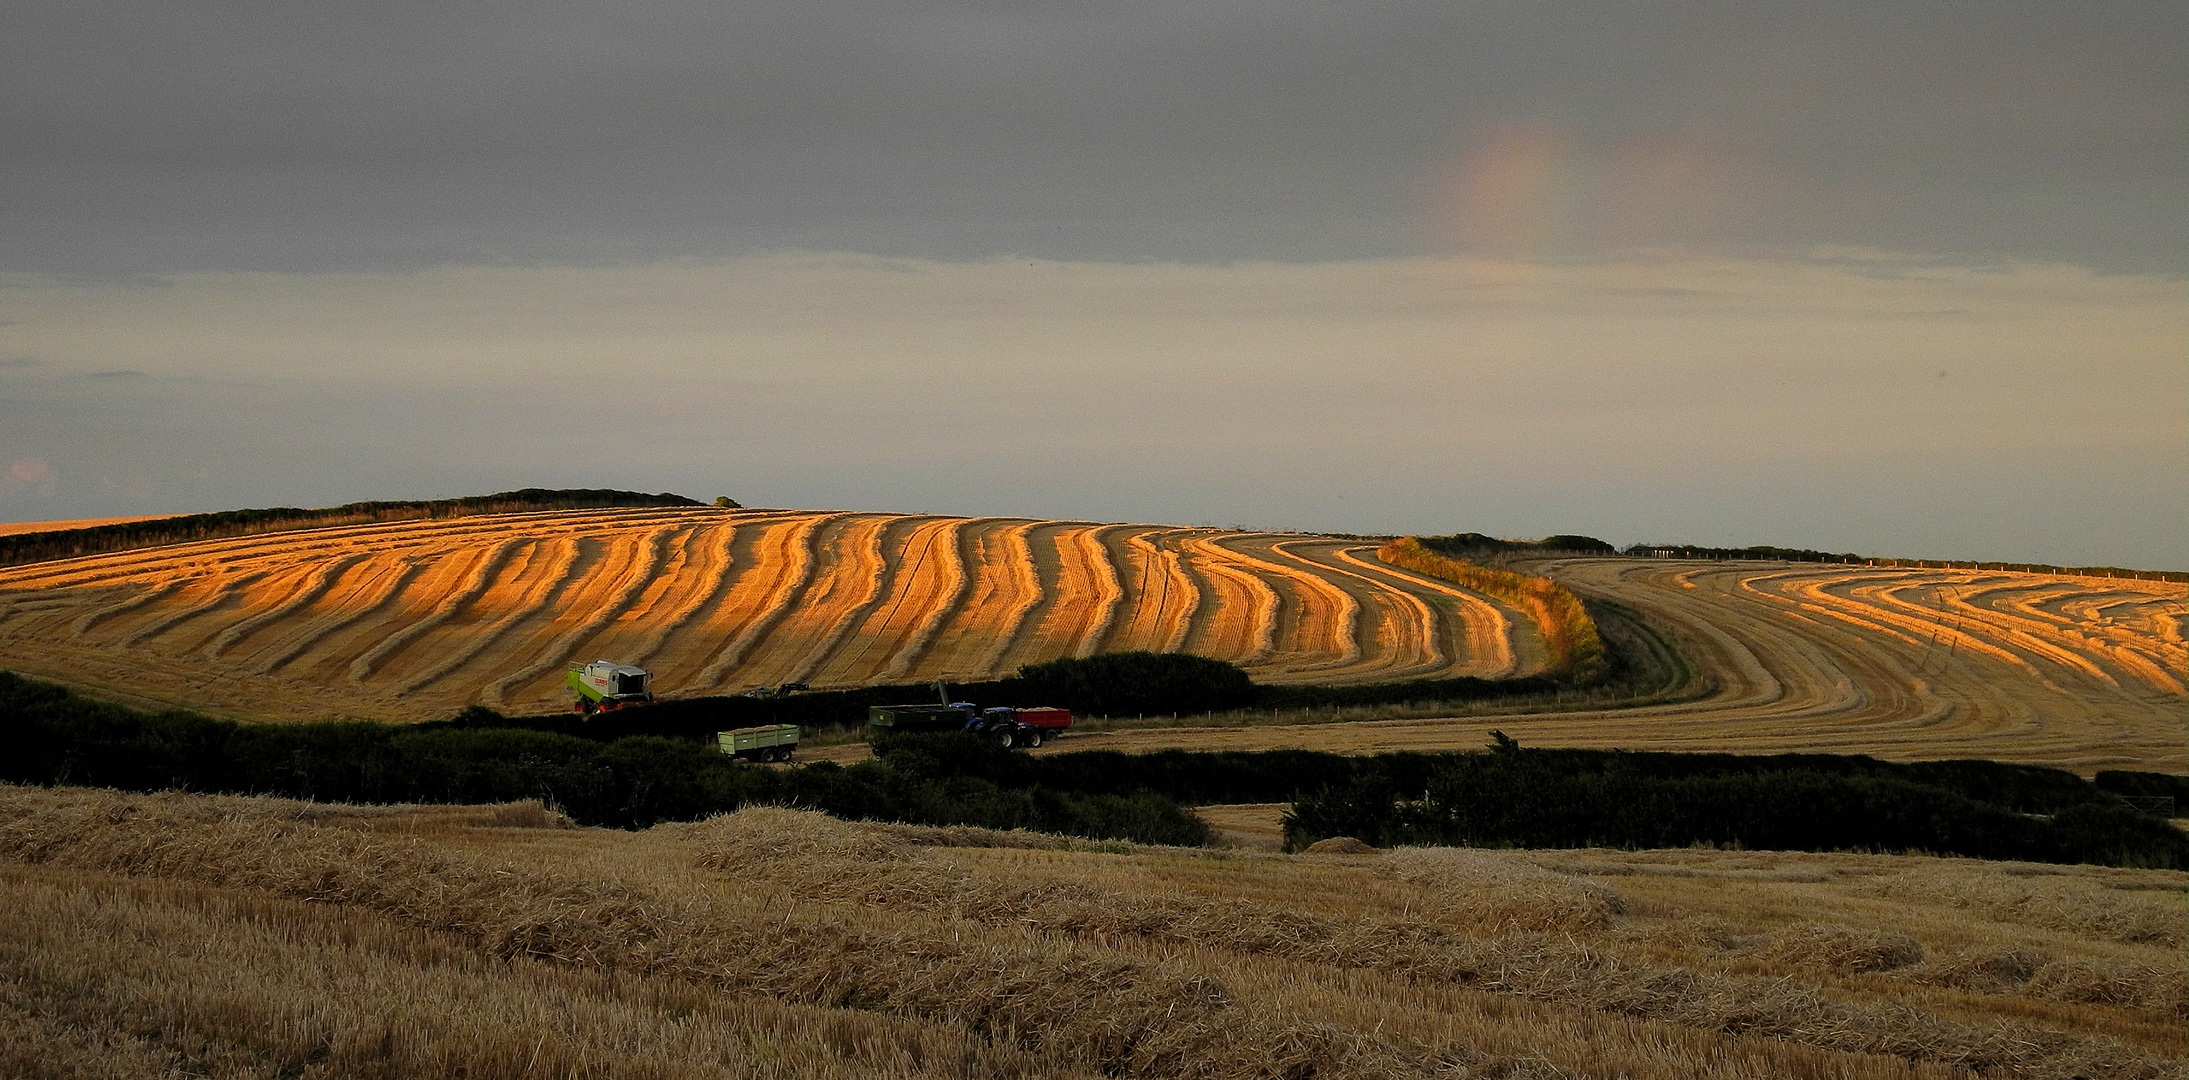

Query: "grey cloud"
<box><xmin>3</xmin><ymin>1</ymin><xmax>2182</xmax><ymax>273</ymax></box>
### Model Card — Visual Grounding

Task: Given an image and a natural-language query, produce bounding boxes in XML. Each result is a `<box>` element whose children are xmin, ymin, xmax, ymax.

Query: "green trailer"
<box><xmin>865</xmin><ymin>703</ymin><xmax>973</xmax><ymax>735</ymax></box>
<box><xmin>718</xmin><ymin>723</ymin><xmax>800</xmax><ymax>762</ymax></box>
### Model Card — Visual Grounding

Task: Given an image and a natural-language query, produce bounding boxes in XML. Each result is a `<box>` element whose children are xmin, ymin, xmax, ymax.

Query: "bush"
<box><xmin>1007</xmin><ymin>652</ymin><xmax>1258</xmax><ymax>718</ymax></box>
<box><xmin>2094</xmin><ymin>770</ymin><xmax>2189</xmax><ymax>807</ymax></box>
<box><xmin>1282</xmin><ymin>738</ymin><xmax>2189</xmax><ymax>869</ymax></box>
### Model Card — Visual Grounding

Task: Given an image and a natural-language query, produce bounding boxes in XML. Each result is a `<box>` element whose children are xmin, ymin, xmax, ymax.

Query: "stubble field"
<box><xmin>0</xmin><ymin>508</ymin><xmax>1532</xmax><ymax>723</ymax></box>
<box><xmin>2</xmin><ymin>785</ymin><xmax>2181</xmax><ymax>1080</ymax></box>
<box><xmin>1044</xmin><ymin>559</ymin><xmax>2186</xmax><ymax>776</ymax></box>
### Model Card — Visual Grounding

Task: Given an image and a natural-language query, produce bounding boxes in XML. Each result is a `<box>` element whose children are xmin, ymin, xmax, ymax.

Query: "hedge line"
<box><xmin>1377</xmin><ymin>538</ymin><xmax>1607</xmax><ymax>678</ymax></box>
<box><xmin>1620</xmin><ymin>543</ymin><xmax>2186</xmax><ymax>582</ymax></box>
<box><xmin>1282</xmin><ymin>736</ymin><xmax>2189</xmax><ymax>868</ymax></box>
<box><xmin>0</xmin><ymin>488</ymin><xmax>704</xmax><ymax>567</ymax></box>
<box><xmin>11</xmin><ymin>670</ymin><xmax>2182</xmax><ymax>865</ymax></box>
<box><xmin>0</xmin><ymin>672</ymin><xmax>1206</xmax><ymax>844</ymax></box>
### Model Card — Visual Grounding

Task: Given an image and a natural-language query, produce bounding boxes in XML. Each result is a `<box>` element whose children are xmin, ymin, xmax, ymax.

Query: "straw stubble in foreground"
<box><xmin>1</xmin><ymin>785</ymin><xmax>2181</xmax><ymax>1080</ymax></box>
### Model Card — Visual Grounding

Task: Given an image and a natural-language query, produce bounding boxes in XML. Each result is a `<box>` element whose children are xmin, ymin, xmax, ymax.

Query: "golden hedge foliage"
<box><xmin>1376</xmin><ymin>537</ymin><xmax>1605</xmax><ymax>678</ymax></box>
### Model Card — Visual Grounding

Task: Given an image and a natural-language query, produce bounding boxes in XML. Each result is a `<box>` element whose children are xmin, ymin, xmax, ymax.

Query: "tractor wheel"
<box><xmin>993</xmin><ymin>727</ymin><xmax>1016</xmax><ymax>749</ymax></box>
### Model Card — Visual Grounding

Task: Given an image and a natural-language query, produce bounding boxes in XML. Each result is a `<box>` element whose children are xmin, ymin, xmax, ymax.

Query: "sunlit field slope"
<box><xmin>0</xmin><ymin>507</ymin><xmax>1532</xmax><ymax>721</ymax></box>
<box><xmin>4</xmin><ymin>785</ymin><xmax>2183</xmax><ymax>1080</ymax></box>
<box><xmin>1056</xmin><ymin>560</ymin><xmax>2187</xmax><ymax>775</ymax></box>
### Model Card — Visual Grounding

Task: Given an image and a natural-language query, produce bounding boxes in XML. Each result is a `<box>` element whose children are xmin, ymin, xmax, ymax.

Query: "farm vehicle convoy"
<box><xmin>568</xmin><ymin>660</ymin><xmax>1072</xmax><ymax>762</ymax></box>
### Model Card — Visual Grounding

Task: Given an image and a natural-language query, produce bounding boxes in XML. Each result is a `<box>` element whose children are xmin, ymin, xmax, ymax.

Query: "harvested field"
<box><xmin>0</xmin><ymin>508</ymin><xmax>1530</xmax><ymax>721</ymax></box>
<box><xmin>1035</xmin><ymin>560</ymin><xmax>2187</xmax><ymax>775</ymax></box>
<box><xmin>2</xmin><ymin>783</ymin><xmax>2181</xmax><ymax>1080</ymax></box>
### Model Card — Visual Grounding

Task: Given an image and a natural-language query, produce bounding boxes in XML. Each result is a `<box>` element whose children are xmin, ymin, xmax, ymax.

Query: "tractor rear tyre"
<box><xmin>994</xmin><ymin>727</ymin><xmax>1015</xmax><ymax>749</ymax></box>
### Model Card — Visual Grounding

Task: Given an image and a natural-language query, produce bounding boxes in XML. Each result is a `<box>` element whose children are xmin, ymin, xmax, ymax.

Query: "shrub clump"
<box><xmin>1009</xmin><ymin>651</ymin><xmax>1257</xmax><ymax>718</ymax></box>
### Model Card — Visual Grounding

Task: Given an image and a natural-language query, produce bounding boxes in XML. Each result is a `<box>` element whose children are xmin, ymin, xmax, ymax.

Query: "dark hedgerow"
<box><xmin>0</xmin><ymin>671</ymin><xmax>1207</xmax><ymax>845</ymax></box>
<box><xmin>1009</xmin><ymin>651</ymin><xmax>1258</xmax><ymax>718</ymax></box>
<box><xmin>1281</xmin><ymin>736</ymin><xmax>2189</xmax><ymax>869</ymax></box>
<box><xmin>9</xmin><ymin>671</ymin><xmax>2181</xmax><ymax>867</ymax></box>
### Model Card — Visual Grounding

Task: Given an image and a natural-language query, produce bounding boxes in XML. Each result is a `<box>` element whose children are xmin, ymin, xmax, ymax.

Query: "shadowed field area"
<box><xmin>1</xmin><ymin>784</ymin><xmax>2182</xmax><ymax>1080</ymax></box>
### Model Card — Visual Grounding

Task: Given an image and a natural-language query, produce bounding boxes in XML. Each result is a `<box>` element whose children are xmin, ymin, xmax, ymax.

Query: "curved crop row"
<box><xmin>0</xmin><ymin>509</ymin><xmax>1542</xmax><ymax>720</ymax></box>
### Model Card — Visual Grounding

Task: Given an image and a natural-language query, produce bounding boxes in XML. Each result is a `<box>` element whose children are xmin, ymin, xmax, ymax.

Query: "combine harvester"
<box><xmin>567</xmin><ymin>658</ymin><xmax>803</xmax><ymax>761</ymax></box>
<box><xmin>567</xmin><ymin>659</ymin><xmax>653</xmax><ymax>714</ymax></box>
<box><xmin>867</xmin><ymin>683</ymin><xmax>1072</xmax><ymax>749</ymax></box>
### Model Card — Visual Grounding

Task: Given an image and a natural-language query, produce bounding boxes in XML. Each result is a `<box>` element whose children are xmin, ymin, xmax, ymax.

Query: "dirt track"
<box><xmin>0</xmin><ymin>508</ymin><xmax>1533</xmax><ymax>721</ymax></box>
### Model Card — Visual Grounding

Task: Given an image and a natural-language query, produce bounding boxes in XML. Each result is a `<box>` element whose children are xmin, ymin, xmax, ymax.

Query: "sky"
<box><xmin>2</xmin><ymin>1</ymin><xmax>2184</xmax><ymax>567</ymax></box>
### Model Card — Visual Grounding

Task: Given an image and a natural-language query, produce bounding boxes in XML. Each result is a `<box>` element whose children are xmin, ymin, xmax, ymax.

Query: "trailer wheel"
<box><xmin>779</xmin><ymin>748</ymin><xmax>795</xmax><ymax>763</ymax></box>
<box><xmin>1021</xmin><ymin>729</ymin><xmax>1043</xmax><ymax>748</ymax></box>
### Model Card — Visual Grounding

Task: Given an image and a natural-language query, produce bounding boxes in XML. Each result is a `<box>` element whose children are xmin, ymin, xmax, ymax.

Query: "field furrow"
<box><xmin>1237</xmin><ymin>537</ymin><xmax>1361</xmax><ymax>676</ymax></box>
<box><xmin>250</xmin><ymin>556</ymin><xmax>428</xmax><ymax>676</ymax></box>
<box><xmin>346</xmin><ymin>537</ymin><xmax>529</xmax><ymax>685</ymax></box>
<box><xmin>202</xmin><ymin>553</ymin><xmax>370</xmax><ymax>660</ymax></box>
<box><xmin>1176</xmin><ymin>534</ymin><xmax>1280</xmax><ymax>665</ymax></box>
<box><xmin>1102</xmin><ymin>529</ymin><xmax>1201</xmax><ymax>656</ymax></box>
<box><xmin>873</xmin><ymin>517</ymin><xmax>979</xmax><ymax>683</ymax></box>
<box><xmin>911</xmin><ymin>519</ymin><xmax>1043</xmax><ymax>682</ymax></box>
<box><xmin>385</xmin><ymin>536</ymin><xmax>585</xmax><ymax>696</ymax></box>
<box><xmin>741</xmin><ymin>515</ymin><xmax>898</xmax><ymax>689</ymax></box>
<box><xmin>1279</xmin><ymin>540</ymin><xmax>1447</xmax><ymax>681</ymax></box>
<box><xmin>619</xmin><ymin>520</ymin><xmax>746</xmax><ymax>670</ymax></box>
<box><xmin>1335</xmin><ymin>546</ymin><xmax>1519</xmax><ymax>678</ymax></box>
<box><xmin>476</xmin><ymin>526</ymin><xmax>680</xmax><ymax>707</ymax></box>
<box><xmin>66</xmin><ymin>581</ymin><xmax>186</xmax><ymax>638</ymax></box>
<box><xmin>1074</xmin><ymin>526</ymin><xmax>1131</xmax><ymax>658</ymax></box>
<box><xmin>690</xmin><ymin>513</ymin><xmax>839</xmax><ymax>692</ymax></box>
<box><xmin>808</xmin><ymin>516</ymin><xmax>958</xmax><ymax>686</ymax></box>
<box><xmin>113</xmin><ymin>570</ymin><xmax>273</xmax><ymax>649</ymax></box>
<box><xmin>982</xmin><ymin>522</ymin><xmax>1078</xmax><ymax>675</ymax></box>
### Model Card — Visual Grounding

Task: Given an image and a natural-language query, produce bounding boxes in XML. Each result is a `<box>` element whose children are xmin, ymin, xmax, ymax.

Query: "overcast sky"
<box><xmin>2</xmin><ymin>2</ymin><xmax>2184</xmax><ymax>566</ymax></box>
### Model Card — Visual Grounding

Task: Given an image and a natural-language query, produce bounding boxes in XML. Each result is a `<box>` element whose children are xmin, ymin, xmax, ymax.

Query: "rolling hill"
<box><xmin>0</xmin><ymin>507</ymin><xmax>1534</xmax><ymax>722</ymax></box>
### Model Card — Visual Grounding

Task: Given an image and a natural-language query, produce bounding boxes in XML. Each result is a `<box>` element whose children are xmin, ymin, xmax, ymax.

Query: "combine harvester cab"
<box><xmin>718</xmin><ymin>724</ymin><xmax>800</xmax><ymax>762</ymax></box>
<box><xmin>568</xmin><ymin>659</ymin><xmax>653</xmax><ymax>714</ymax></box>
